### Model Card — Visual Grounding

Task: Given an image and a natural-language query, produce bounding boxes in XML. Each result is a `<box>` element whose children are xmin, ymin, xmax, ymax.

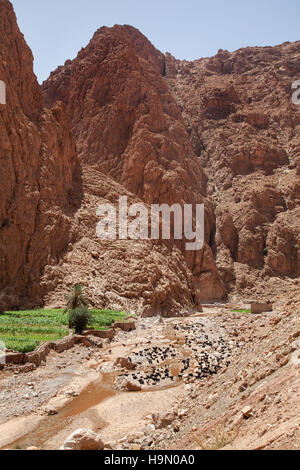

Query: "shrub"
<box><xmin>68</xmin><ymin>306</ymin><xmax>92</xmax><ymax>334</ymax></box>
<box><xmin>193</xmin><ymin>426</ymin><xmax>238</xmax><ymax>450</ymax></box>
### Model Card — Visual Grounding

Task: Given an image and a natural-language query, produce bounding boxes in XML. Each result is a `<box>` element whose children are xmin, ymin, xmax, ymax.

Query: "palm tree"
<box><xmin>64</xmin><ymin>284</ymin><xmax>88</xmax><ymax>313</ymax></box>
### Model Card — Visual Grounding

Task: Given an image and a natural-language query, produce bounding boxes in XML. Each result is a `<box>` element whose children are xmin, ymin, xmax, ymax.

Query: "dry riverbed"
<box><xmin>0</xmin><ymin>308</ymin><xmax>238</xmax><ymax>450</ymax></box>
<box><xmin>1</xmin><ymin>296</ymin><xmax>299</xmax><ymax>451</ymax></box>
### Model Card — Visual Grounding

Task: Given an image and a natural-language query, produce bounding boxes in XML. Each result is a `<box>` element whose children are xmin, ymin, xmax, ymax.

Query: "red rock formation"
<box><xmin>41</xmin><ymin>166</ymin><xmax>200</xmax><ymax>317</ymax></box>
<box><xmin>0</xmin><ymin>0</ymin><xmax>81</xmax><ymax>310</ymax></box>
<box><xmin>0</xmin><ymin>2</ymin><xmax>224</xmax><ymax>317</ymax></box>
<box><xmin>2</xmin><ymin>0</ymin><xmax>299</xmax><ymax>314</ymax></box>
<box><xmin>166</xmin><ymin>44</ymin><xmax>300</xmax><ymax>294</ymax></box>
<box><xmin>42</xmin><ymin>25</ymin><xmax>225</xmax><ymax>302</ymax></box>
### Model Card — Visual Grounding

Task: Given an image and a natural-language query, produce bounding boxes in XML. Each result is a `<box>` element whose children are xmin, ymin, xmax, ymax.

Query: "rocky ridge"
<box><xmin>42</xmin><ymin>24</ymin><xmax>225</xmax><ymax>304</ymax></box>
<box><xmin>165</xmin><ymin>45</ymin><xmax>300</xmax><ymax>296</ymax></box>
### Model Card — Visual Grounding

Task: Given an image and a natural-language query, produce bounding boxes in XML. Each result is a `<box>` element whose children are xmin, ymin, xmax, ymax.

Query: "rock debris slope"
<box><xmin>41</xmin><ymin>166</ymin><xmax>203</xmax><ymax>316</ymax></box>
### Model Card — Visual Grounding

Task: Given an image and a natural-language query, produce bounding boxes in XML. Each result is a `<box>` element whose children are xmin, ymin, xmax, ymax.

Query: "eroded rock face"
<box><xmin>42</xmin><ymin>26</ymin><xmax>206</xmax><ymax>205</ymax></box>
<box><xmin>40</xmin><ymin>166</ymin><xmax>204</xmax><ymax>317</ymax></box>
<box><xmin>166</xmin><ymin>43</ymin><xmax>300</xmax><ymax>294</ymax></box>
<box><xmin>265</xmin><ymin>208</ymin><xmax>300</xmax><ymax>277</ymax></box>
<box><xmin>42</xmin><ymin>24</ymin><xmax>225</xmax><ymax>301</ymax></box>
<box><xmin>0</xmin><ymin>3</ymin><xmax>222</xmax><ymax>315</ymax></box>
<box><xmin>0</xmin><ymin>0</ymin><xmax>81</xmax><ymax>309</ymax></box>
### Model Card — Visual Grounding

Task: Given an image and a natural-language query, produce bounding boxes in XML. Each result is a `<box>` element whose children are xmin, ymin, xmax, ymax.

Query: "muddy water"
<box><xmin>6</xmin><ymin>370</ymin><xmax>182</xmax><ymax>449</ymax></box>
<box><xmin>5</xmin><ymin>373</ymin><xmax>116</xmax><ymax>450</ymax></box>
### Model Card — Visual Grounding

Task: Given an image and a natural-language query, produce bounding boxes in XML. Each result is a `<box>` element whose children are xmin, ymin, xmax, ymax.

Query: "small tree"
<box><xmin>69</xmin><ymin>306</ymin><xmax>92</xmax><ymax>335</ymax></box>
<box><xmin>64</xmin><ymin>283</ymin><xmax>88</xmax><ymax>312</ymax></box>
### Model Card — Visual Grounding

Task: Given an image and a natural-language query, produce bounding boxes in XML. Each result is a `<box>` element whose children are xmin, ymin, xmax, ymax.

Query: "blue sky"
<box><xmin>12</xmin><ymin>0</ymin><xmax>300</xmax><ymax>83</ymax></box>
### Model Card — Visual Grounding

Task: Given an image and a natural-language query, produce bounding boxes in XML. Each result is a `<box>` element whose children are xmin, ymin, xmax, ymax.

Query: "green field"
<box><xmin>0</xmin><ymin>308</ymin><xmax>130</xmax><ymax>353</ymax></box>
<box><xmin>231</xmin><ymin>309</ymin><xmax>251</xmax><ymax>314</ymax></box>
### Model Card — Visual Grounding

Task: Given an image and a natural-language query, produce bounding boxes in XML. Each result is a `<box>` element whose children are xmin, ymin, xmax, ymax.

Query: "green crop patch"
<box><xmin>89</xmin><ymin>309</ymin><xmax>127</xmax><ymax>328</ymax></box>
<box><xmin>231</xmin><ymin>309</ymin><xmax>251</xmax><ymax>314</ymax></box>
<box><xmin>0</xmin><ymin>308</ymin><xmax>129</xmax><ymax>353</ymax></box>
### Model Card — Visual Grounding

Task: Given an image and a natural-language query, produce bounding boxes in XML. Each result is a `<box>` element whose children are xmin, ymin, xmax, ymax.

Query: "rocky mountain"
<box><xmin>0</xmin><ymin>1</ymin><xmax>224</xmax><ymax>316</ymax></box>
<box><xmin>43</xmin><ymin>26</ymin><xmax>300</xmax><ymax>302</ymax></box>
<box><xmin>0</xmin><ymin>0</ymin><xmax>81</xmax><ymax>311</ymax></box>
<box><xmin>165</xmin><ymin>46</ymin><xmax>300</xmax><ymax>297</ymax></box>
<box><xmin>42</xmin><ymin>24</ymin><xmax>225</xmax><ymax>303</ymax></box>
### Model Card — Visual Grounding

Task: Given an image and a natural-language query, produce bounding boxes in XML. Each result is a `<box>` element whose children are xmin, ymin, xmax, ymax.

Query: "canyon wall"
<box><xmin>1</xmin><ymin>0</ymin><xmax>299</xmax><ymax>314</ymax></box>
<box><xmin>0</xmin><ymin>1</ymin><xmax>224</xmax><ymax>316</ymax></box>
<box><xmin>165</xmin><ymin>45</ymin><xmax>300</xmax><ymax>296</ymax></box>
<box><xmin>0</xmin><ymin>0</ymin><xmax>81</xmax><ymax>310</ymax></box>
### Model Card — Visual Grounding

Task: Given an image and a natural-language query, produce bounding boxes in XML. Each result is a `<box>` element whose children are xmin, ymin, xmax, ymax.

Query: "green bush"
<box><xmin>68</xmin><ymin>306</ymin><xmax>92</xmax><ymax>334</ymax></box>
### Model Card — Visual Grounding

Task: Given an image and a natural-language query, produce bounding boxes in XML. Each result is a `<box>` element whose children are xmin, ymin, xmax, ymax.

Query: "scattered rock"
<box><xmin>125</xmin><ymin>380</ymin><xmax>142</xmax><ymax>392</ymax></box>
<box><xmin>241</xmin><ymin>406</ymin><xmax>253</xmax><ymax>419</ymax></box>
<box><xmin>152</xmin><ymin>412</ymin><xmax>176</xmax><ymax>429</ymax></box>
<box><xmin>178</xmin><ymin>409</ymin><xmax>188</xmax><ymax>418</ymax></box>
<box><xmin>61</xmin><ymin>429</ymin><xmax>104</xmax><ymax>450</ymax></box>
<box><xmin>45</xmin><ymin>406</ymin><xmax>58</xmax><ymax>416</ymax></box>
<box><xmin>104</xmin><ymin>441</ymin><xmax>116</xmax><ymax>450</ymax></box>
<box><xmin>114</xmin><ymin>357</ymin><xmax>136</xmax><ymax>370</ymax></box>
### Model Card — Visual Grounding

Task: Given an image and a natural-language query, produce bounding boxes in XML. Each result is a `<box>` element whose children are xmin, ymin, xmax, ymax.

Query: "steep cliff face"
<box><xmin>165</xmin><ymin>45</ymin><xmax>300</xmax><ymax>295</ymax></box>
<box><xmin>0</xmin><ymin>0</ymin><xmax>81</xmax><ymax>310</ymax></box>
<box><xmin>42</xmin><ymin>25</ymin><xmax>225</xmax><ymax>301</ymax></box>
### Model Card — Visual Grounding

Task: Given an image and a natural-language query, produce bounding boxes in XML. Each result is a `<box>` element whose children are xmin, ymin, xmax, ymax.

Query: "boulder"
<box><xmin>125</xmin><ymin>380</ymin><xmax>142</xmax><ymax>392</ymax></box>
<box><xmin>113</xmin><ymin>321</ymin><xmax>136</xmax><ymax>332</ymax></box>
<box><xmin>152</xmin><ymin>412</ymin><xmax>176</xmax><ymax>429</ymax></box>
<box><xmin>114</xmin><ymin>357</ymin><xmax>136</xmax><ymax>370</ymax></box>
<box><xmin>61</xmin><ymin>429</ymin><xmax>104</xmax><ymax>451</ymax></box>
<box><xmin>251</xmin><ymin>303</ymin><xmax>273</xmax><ymax>314</ymax></box>
<box><xmin>52</xmin><ymin>336</ymin><xmax>76</xmax><ymax>353</ymax></box>
<box><xmin>241</xmin><ymin>406</ymin><xmax>253</xmax><ymax>419</ymax></box>
<box><xmin>45</xmin><ymin>406</ymin><xmax>58</xmax><ymax>416</ymax></box>
<box><xmin>5</xmin><ymin>353</ymin><xmax>24</xmax><ymax>365</ymax></box>
<box><xmin>83</xmin><ymin>329</ymin><xmax>114</xmax><ymax>340</ymax></box>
